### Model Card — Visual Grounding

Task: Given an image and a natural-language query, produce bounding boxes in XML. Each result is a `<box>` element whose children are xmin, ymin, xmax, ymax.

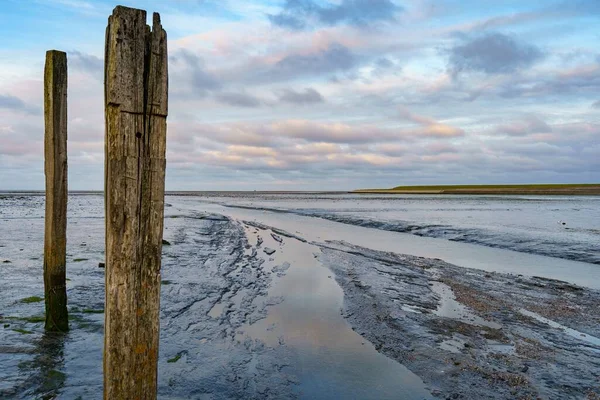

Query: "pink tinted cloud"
<box><xmin>398</xmin><ymin>107</ymin><xmax>465</xmax><ymax>138</ymax></box>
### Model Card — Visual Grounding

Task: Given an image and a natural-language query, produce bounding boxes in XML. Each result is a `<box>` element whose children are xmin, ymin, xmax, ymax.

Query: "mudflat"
<box><xmin>1</xmin><ymin>193</ymin><xmax>599</xmax><ymax>399</ymax></box>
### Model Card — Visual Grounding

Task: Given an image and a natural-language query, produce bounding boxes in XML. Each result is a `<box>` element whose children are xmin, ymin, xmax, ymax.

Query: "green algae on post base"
<box><xmin>167</xmin><ymin>351</ymin><xmax>184</xmax><ymax>363</ymax></box>
<box><xmin>13</xmin><ymin>328</ymin><xmax>34</xmax><ymax>334</ymax></box>
<box><xmin>20</xmin><ymin>296</ymin><xmax>44</xmax><ymax>303</ymax></box>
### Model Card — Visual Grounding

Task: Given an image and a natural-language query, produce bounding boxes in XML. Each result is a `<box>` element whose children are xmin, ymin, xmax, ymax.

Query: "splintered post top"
<box><xmin>104</xmin><ymin>5</ymin><xmax>167</xmax><ymax>116</ymax></box>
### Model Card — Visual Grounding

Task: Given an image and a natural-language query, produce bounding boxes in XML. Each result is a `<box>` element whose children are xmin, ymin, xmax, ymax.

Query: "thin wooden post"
<box><xmin>43</xmin><ymin>50</ymin><xmax>68</xmax><ymax>332</ymax></box>
<box><xmin>103</xmin><ymin>6</ymin><xmax>168</xmax><ymax>399</ymax></box>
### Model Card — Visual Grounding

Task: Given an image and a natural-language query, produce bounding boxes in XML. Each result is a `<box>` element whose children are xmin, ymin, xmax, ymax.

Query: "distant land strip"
<box><xmin>353</xmin><ymin>184</ymin><xmax>600</xmax><ymax>195</ymax></box>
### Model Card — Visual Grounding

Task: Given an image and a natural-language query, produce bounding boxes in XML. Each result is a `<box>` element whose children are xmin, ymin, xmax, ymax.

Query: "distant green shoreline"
<box><xmin>353</xmin><ymin>184</ymin><xmax>600</xmax><ymax>195</ymax></box>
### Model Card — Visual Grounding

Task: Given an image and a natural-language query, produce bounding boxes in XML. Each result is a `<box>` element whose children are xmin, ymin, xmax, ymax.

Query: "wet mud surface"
<box><xmin>1</xmin><ymin>199</ymin><xmax>300</xmax><ymax>399</ymax></box>
<box><xmin>1</xmin><ymin>194</ymin><xmax>599</xmax><ymax>399</ymax></box>
<box><xmin>319</xmin><ymin>241</ymin><xmax>600</xmax><ymax>399</ymax></box>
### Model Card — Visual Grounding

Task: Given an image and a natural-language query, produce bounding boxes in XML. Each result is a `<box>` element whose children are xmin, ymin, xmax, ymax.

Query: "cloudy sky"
<box><xmin>0</xmin><ymin>0</ymin><xmax>599</xmax><ymax>190</ymax></box>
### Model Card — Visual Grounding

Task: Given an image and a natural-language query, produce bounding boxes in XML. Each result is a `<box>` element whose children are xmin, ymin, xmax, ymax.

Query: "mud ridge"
<box><xmin>317</xmin><ymin>241</ymin><xmax>600</xmax><ymax>399</ymax></box>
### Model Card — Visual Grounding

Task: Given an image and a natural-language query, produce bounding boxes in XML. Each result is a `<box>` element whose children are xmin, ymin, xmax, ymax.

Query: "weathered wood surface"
<box><xmin>43</xmin><ymin>50</ymin><xmax>69</xmax><ymax>332</ymax></box>
<box><xmin>103</xmin><ymin>6</ymin><xmax>168</xmax><ymax>399</ymax></box>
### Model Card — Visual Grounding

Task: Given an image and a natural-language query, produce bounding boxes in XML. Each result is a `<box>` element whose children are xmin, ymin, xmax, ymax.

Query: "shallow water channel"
<box><xmin>236</xmin><ymin>224</ymin><xmax>431</xmax><ymax>399</ymax></box>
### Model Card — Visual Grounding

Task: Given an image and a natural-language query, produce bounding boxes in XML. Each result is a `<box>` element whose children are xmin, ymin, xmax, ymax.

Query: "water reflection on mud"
<box><xmin>0</xmin><ymin>332</ymin><xmax>66</xmax><ymax>399</ymax></box>
<box><xmin>29</xmin><ymin>333</ymin><xmax>67</xmax><ymax>398</ymax></box>
<box><xmin>237</xmin><ymin>224</ymin><xmax>431</xmax><ymax>399</ymax></box>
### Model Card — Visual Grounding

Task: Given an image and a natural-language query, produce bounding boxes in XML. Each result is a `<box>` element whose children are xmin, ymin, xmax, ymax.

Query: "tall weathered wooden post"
<box><xmin>43</xmin><ymin>50</ymin><xmax>69</xmax><ymax>332</ymax></box>
<box><xmin>103</xmin><ymin>6</ymin><xmax>168</xmax><ymax>399</ymax></box>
